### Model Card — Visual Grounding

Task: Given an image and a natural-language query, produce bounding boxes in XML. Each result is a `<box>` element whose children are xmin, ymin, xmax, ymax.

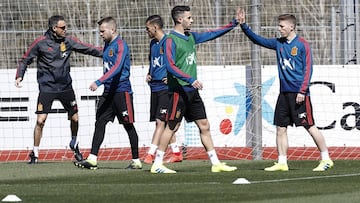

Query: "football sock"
<box><xmin>170</xmin><ymin>143</ymin><xmax>180</xmax><ymax>153</ymax></box>
<box><xmin>207</xmin><ymin>149</ymin><xmax>220</xmax><ymax>165</ymax></box>
<box><xmin>278</xmin><ymin>155</ymin><xmax>287</xmax><ymax>164</ymax></box>
<box><xmin>320</xmin><ymin>150</ymin><xmax>330</xmax><ymax>160</ymax></box>
<box><xmin>148</xmin><ymin>144</ymin><xmax>158</xmax><ymax>155</ymax></box>
<box><xmin>33</xmin><ymin>146</ymin><xmax>39</xmax><ymax>157</ymax></box>
<box><xmin>132</xmin><ymin>158</ymin><xmax>141</xmax><ymax>164</ymax></box>
<box><xmin>154</xmin><ymin>150</ymin><xmax>165</xmax><ymax>165</ymax></box>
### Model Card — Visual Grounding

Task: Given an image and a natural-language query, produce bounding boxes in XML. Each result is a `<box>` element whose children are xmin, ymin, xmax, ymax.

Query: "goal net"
<box><xmin>1</xmin><ymin>0</ymin><xmax>360</xmax><ymax>162</ymax></box>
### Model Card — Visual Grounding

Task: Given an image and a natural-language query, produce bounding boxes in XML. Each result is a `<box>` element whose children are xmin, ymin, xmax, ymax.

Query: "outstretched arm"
<box><xmin>191</xmin><ymin>19</ymin><xmax>238</xmax><ymax>44</ymax></box>
<box><xmin>238</xmin><ymin>8</ymin><xmax>278</xmax><ymax>49</ymax></box>
<box><xmin>191</xmin><ymin>8</ymin><xmax>244</xmax><ymax>44</ymax></box>
<box><xmin>69</xmin><ymin>36</ymin><xmax>103</xmax><ymax>57</ymax></box>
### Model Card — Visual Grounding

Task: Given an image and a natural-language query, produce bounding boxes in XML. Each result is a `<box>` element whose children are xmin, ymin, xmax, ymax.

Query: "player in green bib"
<box><xmin>150</xmin><ymin>5</ymin><xmax>242</xmax><ymax>174</ymax></box>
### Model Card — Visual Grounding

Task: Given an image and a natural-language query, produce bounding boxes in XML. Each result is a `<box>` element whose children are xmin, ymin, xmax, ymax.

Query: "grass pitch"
<box><xmin>1</xmin><ymin>160</ymin><xmax>360</xmax><ymax>203</ymax></box>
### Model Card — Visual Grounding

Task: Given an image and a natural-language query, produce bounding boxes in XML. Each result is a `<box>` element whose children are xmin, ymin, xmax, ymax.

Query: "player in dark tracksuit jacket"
<box><xmin>15</xmin><ymin>15</ymin><xmax>103</xmax><ymax>164</ymax></box>
<box><xmin>15</xmin><ymin>29</ymin><xmax>102</xmax><ymax>93</ymax></box>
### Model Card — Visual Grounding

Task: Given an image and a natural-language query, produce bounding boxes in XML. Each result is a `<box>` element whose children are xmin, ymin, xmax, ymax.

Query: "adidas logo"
<box><xmin>155</xmin><ymin>168</ymin><xmax>166</xmax><ymax>173</ymax></box>
<box><xmin>323</xmin><ymin>163</ymin><xmax>331</xmax><ymax>170</ymax></box>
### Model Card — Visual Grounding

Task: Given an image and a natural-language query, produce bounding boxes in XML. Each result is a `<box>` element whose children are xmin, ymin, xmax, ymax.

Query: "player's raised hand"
<box><xmin>236</xmin><ymin>8</ymin><xmax>246</xmax><ymax>24</ymax></box>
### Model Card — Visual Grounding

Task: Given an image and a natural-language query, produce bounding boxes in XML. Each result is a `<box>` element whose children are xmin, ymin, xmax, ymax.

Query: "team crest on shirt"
<box><xmin>37</xmin><ymin>103</ymin><xmax>43</xmax><ymax>111</ymax></box>
<box><xmin>291</xmin><ymin>46</ymin><xmax>298</xmax><ymax>56</ymax></box>
<box><xmin>109</xmin><ymin>49</ymin><xmax>113</xmax><ymax>57</ymax></box>
<box><xmin>176</xmin><ymin>110</ymin><xmax>181</xmax><ymax>118</ymax></box>
<box><xmin>60</xmin><ymin>42</ymin><xmax>67</xmax><ymax>58</ymax></box>
<box><xmin>60</xmin><ymin>42</ymin><xmax>66</xmax><ymax>52</ymax></box>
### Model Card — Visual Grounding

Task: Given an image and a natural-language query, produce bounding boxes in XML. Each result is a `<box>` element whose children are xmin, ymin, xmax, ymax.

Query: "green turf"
<box><xmin>1</xmin><ymin>160</ymin><xmax>360</xmax><ymax>203</ymax></box>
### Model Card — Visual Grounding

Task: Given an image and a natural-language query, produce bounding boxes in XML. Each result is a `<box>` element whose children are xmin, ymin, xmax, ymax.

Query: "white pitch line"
<box><xmin>248</xmin><ymin>173</ymin><xmax>360</xmax><ymax>184</ymax></box>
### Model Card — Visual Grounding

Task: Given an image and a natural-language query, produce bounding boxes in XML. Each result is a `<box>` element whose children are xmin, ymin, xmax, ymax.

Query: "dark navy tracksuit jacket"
<box><xmin>16</xmin><ymin>30</ymin><xmax>103</xmax><ymax>93</ymax></box>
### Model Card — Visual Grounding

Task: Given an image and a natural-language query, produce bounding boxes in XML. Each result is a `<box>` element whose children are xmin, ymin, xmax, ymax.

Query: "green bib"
<box><xmin>167</xmin><ymin>33</ymin><xmax>197</xmax><ymax>88</ymax></box>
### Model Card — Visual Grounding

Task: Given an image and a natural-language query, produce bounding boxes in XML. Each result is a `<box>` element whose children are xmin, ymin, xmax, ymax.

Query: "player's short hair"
<box><xmin>48</xmin><ymin>15</ymin><xmax>65</xmax><ymax>29</ymax></box>
<box><xmin>97</xmin><ymin>16</ymin><xmax>117</xmax><ymax>30</ymax></box>
<box><xmin>146</xmin><ymin>15</ymin><xmax>164</xmax><ymax>29</ymax></box>
<box><xmin>278</xmin><ymin>14</ymin><xmax>297</xmax><ymax>29</ymax></box>
<box><xmin>171</xmin><ymin>5</ymin><xmax>190</xmax><ymax>25</ymax></box>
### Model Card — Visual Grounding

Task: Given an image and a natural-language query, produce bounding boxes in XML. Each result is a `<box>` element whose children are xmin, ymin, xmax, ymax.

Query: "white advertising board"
<box><xmin>1</xmin><ymin>65</ymin><xmax>359</xmax><ymax>149</ymax></box>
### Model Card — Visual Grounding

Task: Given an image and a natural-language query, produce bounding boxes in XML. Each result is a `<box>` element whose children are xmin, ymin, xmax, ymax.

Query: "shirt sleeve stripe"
<box><xmin>165</xmin><ymin>38</ymin><xmax>192</xmax><ymax>80</ymax></box>
<box><xmin>299</xmin><ymin>37</ymin><xmax>312</xmax><ymax>94</ymax></box>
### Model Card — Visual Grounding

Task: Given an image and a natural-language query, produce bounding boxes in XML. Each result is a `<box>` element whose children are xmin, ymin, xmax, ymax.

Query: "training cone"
<box><xmin>232</xmin><ymin>178</ymin><xmax>251</xmax><ymax>184</ymax></box>
<box><xmin>1</xmin><ymin>195</ymin><xmax>22</xmax><ymax>202</ymax></box>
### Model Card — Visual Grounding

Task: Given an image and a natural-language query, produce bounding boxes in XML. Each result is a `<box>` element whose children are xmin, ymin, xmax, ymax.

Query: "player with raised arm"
<box><xmin>15</xmin><ymin>15</ymin><xmax>103</xmax><ymax>164</ymax></box>
<box><xmin>238</xmin><ymin>9</ymin><xmax>333</xmax><ymax>171</ymax></box>
<box><xmin>150</xmin><ymin>6</ymin><xmax>241</xmax><ymax>173</ymax></box>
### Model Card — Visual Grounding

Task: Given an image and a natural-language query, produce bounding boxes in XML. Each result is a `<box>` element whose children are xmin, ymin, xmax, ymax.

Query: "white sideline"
<box><xmin>233</xmin><ymin>173</ymin><xmax>360</xmax><ymax>185</ymax></box>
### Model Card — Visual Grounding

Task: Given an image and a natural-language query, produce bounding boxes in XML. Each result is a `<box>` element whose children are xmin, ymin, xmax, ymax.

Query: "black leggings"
<box><xmin>91</xmin><ymin>120</ymin><xmax>139</xmax><ymax>159</ymax></box>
